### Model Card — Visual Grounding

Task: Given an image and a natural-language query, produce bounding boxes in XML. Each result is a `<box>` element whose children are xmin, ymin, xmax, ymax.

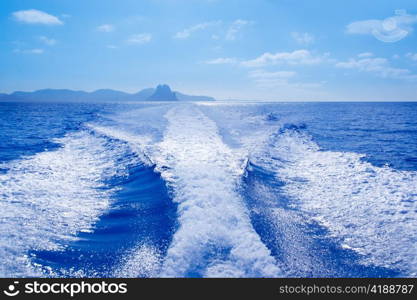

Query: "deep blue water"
<box><xmin>0</xmin><ymin>101</ymin><xmax>416</xmax><ymax>277</ymax></box>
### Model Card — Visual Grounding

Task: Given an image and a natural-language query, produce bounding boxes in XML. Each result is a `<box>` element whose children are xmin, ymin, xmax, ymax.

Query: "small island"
<box><xmin>0</xmin><ymin>84</ymin><xmax>215</xmax><ymax>102</ymax></box>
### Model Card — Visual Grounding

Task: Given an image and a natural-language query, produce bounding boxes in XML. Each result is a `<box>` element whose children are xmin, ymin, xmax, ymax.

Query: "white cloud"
<box><xmin>39</xmin><ymin>36</ymin><xmax>56</xmax><ymax>46</ymax></box>
<box><xmin>225</xmin><ymin>19</ymin><xmax>251</xmax><ymax>41</ymax></box>
<box><xmin>346</xmin><ymin>20</ymin><xmax>381</xmax><ymax>35</ymax></box>
<box><xmin>252</xmin><ymin>78</ymin><xmax>290</xmax><ymax>88</ymax></box>
<box><xmin>12</xmin><ymin>9</ymin><xmax>63</xmax><ymax>25</ymax></box>
<box><xmin>357</xmin><ymin>52</ymin><xmax>373</xmax><ymax>58</ymax></box>
<box><xmin>173</xmin><ymin>19</ymin><xmax>251</xmax><ymax>41</ymax></box>
<box><xmin>29</xmin><ymin>49</ymin><xmax>44</xmax><ymax>54</ymax></box>
<box><xmin>205</xmin><ymin>53</ymin><xmax>324</xmax><ymax>92</ymax></box>
<box><xmin>248</xmin><ymin>69</ymin><xmax>296</xmax><ymax>79</ymax></box>
<box><xmin>406</xmin><ymin>53</ymin><xmax>417</xmax><ymax>61</ymax></box>
<box><xmin>241</xmin><ymin>50</ymin><xmax>325</xmax><ymax>67</ymax></box>
<box><xmin>205</xmin><ymin>50</ymin><xmax>328</xmax><ymax>68</ymax></box>
<box><xmin>291</xmin><ymin>32</ymin><xmax>315</xmax><ymax>45</ymax></box>
<box><xmin>174</xmin><ymin>21</ymin><xmax>221</xmax><ymax>39</ymax></box>
<box><xmin>253</xmin><ymin>78</ymin><xmax>323</xmax><ymax>89</ymax></box>
<box><xmin>126</xmin><ymin>33</ymin><xmax>152</xmax><ymax>44</ymax></box>
<box><xmin>97</xmin><ymin>24</ymin><xmax>114</xmax><ymax>32</ymax></box>
<box><xmin>336</xmin><ymin>57</ymin><xmax>416</xmax><ymax>80</ymax></box>
<box><xmin>205</xmin><ymin>57</ymin><xmax>238</xmax><ymax>65</ymax></box>
<box><xmin>248</xmin><ymin>69</ymin><xmax>296</xmax><ymax>88</ymax></box>
<box><xmin>247</xmin><ymin>69</ymin><xmax>322</xmax><ymax>89</ymax></box>
<box><xmin>14</xmin><ymin>48</ymin><xmax>44</xmax><ymax>54</ymax></box>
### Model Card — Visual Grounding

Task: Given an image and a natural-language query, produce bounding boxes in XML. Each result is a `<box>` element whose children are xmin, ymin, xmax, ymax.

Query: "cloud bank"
<box><xmin>12</xmin><ymin>9</ymin><xmax>63</xmax><ymax>25</ymax></box>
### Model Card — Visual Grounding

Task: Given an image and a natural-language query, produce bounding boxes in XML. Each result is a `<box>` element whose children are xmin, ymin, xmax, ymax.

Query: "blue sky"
<box><xmin>1</xmin><ymin>0</ymin><xmax>417</xmax><ymax>100</ymax></box>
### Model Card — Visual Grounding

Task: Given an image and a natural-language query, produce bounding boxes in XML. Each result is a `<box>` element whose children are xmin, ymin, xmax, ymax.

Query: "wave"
<box><xmin>21</xmin><ymin>129</ymin><xmax>177</xmax><ymax>278</ymax></box>
<box><xmin>90</xmin><ymin>104</ymin><xmax>283</xmax><ymax>277</ymax></box>
<box><xmin>0</xmin><ymin>130</ymin><xmax>136</xmax><ymax>277</ymax></box>
<box><xmin>250</xmin><ymin>126</ymin><xmax>417</xmax><ymax>276</ymax></box>
<box><xmin>4</xmin><ymin>102</ymin><xmax>416</xmax><ymax>278</ymax></box>
<box><xmin>89</xmin><ymin>104</ymin><xmax>417</xmax><ymax>277</ymax></box>
<box><xmin>153</xmin><ymin>105</ymin><xmax>281</xmax><ymax>277</ymax></box>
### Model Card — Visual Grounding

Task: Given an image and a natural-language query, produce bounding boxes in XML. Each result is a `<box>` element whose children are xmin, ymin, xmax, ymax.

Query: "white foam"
<box><xmin>0</xmin><ymin>131</ymin><xmax>133</xmax><ymax>277</ymax></box>
<box><xmin>86</xmin><ymin>105</ymin><xmax>174</xmax><ymax>166</ymax></box>
<box><xmin>113</xmin><ymin>244</ymin><xmax>162</xmax><ymax>278</ymax></box>
<box><xmin>257</xmin><ymin>129</ymin><xmax>417</xmax><ymax>276</ymax></box>
<box><xmin>87</xmin><ymin>124</ymin><xmax>154</xmax><ymax>166</ymax></box>
<box><xmin>152</xmin><ymin>104</ymin><xmax>281</xmax><ymax>277</ymax></box>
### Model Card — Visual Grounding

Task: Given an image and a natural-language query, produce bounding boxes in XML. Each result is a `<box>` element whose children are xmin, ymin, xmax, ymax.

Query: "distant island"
<box><xmin>0</xmin><ymin>84</ymin><xmax>215</xmax><ymax>102</ymax></box>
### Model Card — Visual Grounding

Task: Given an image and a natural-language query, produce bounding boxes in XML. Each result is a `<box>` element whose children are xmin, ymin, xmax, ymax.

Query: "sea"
<box><xmin>0</xmin><ymin>101</ymin><xmax>416</xmax><ymax>278</ymax></box>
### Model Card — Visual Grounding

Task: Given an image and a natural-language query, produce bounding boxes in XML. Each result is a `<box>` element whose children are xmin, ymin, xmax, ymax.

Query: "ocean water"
<box><xmin>0</xmin><ymin>101</ymin><xmax>416</xmax><ymax>278</ymax></box>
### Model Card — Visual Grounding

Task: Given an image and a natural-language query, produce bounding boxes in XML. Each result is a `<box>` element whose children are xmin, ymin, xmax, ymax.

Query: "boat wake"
<box><xmin>1</xmin><ymin>102</ymin><xmax>416</xmax><ymax>277</ymax></box>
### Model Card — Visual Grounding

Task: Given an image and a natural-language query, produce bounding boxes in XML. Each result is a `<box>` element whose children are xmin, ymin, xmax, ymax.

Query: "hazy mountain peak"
<box><xmin>147</xmin><ymin>84</ymin><xmax>178</xmax><ymax>101</ymax></box>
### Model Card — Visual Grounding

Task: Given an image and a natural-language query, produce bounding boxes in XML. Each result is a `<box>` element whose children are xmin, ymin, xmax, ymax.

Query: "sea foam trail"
<box><xmin>153</xmin><ymin>105</ymin><xmax>281</xmax><ymax>277</ymax></box>
<box><xmin>0</xmin><ymin>131</ymin><xmax>132</xmax><ymax>277</ymax></box>
<box><xmin>257</xmin><ymin>129</ymin><xmax>417</xmax><ymax>276</ymax></box>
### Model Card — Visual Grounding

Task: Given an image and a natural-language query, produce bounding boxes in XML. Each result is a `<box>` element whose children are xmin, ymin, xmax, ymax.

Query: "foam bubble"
<box><xmin>0</xmin><ymin>131</ymin><xmax>132</xmax><ymax>276</ymax></box>
<box><xmin>87</xmin><ymin>124</ymin><xmax>154</xmax><ymax>166</ymax></box>
<box><xmin>257</xmin><ymin>129</ymin><xmax>417</xmax><ymax>276</ymax></box>
<box><xmin>152</xmin><ymin>104</ymin><xmax>281</xmax><ymax>277</ymax></box>
<box><xmin>113</xmin><ymin>244</ymin><xmax>162</xmax><ymax>278</ymax></box>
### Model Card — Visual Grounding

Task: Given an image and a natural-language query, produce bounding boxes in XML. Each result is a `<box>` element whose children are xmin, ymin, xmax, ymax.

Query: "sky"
<box><xmin>1</xmin><ymin>0</ymin><xmax>417</xmax><ymax>101</ymax></box>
